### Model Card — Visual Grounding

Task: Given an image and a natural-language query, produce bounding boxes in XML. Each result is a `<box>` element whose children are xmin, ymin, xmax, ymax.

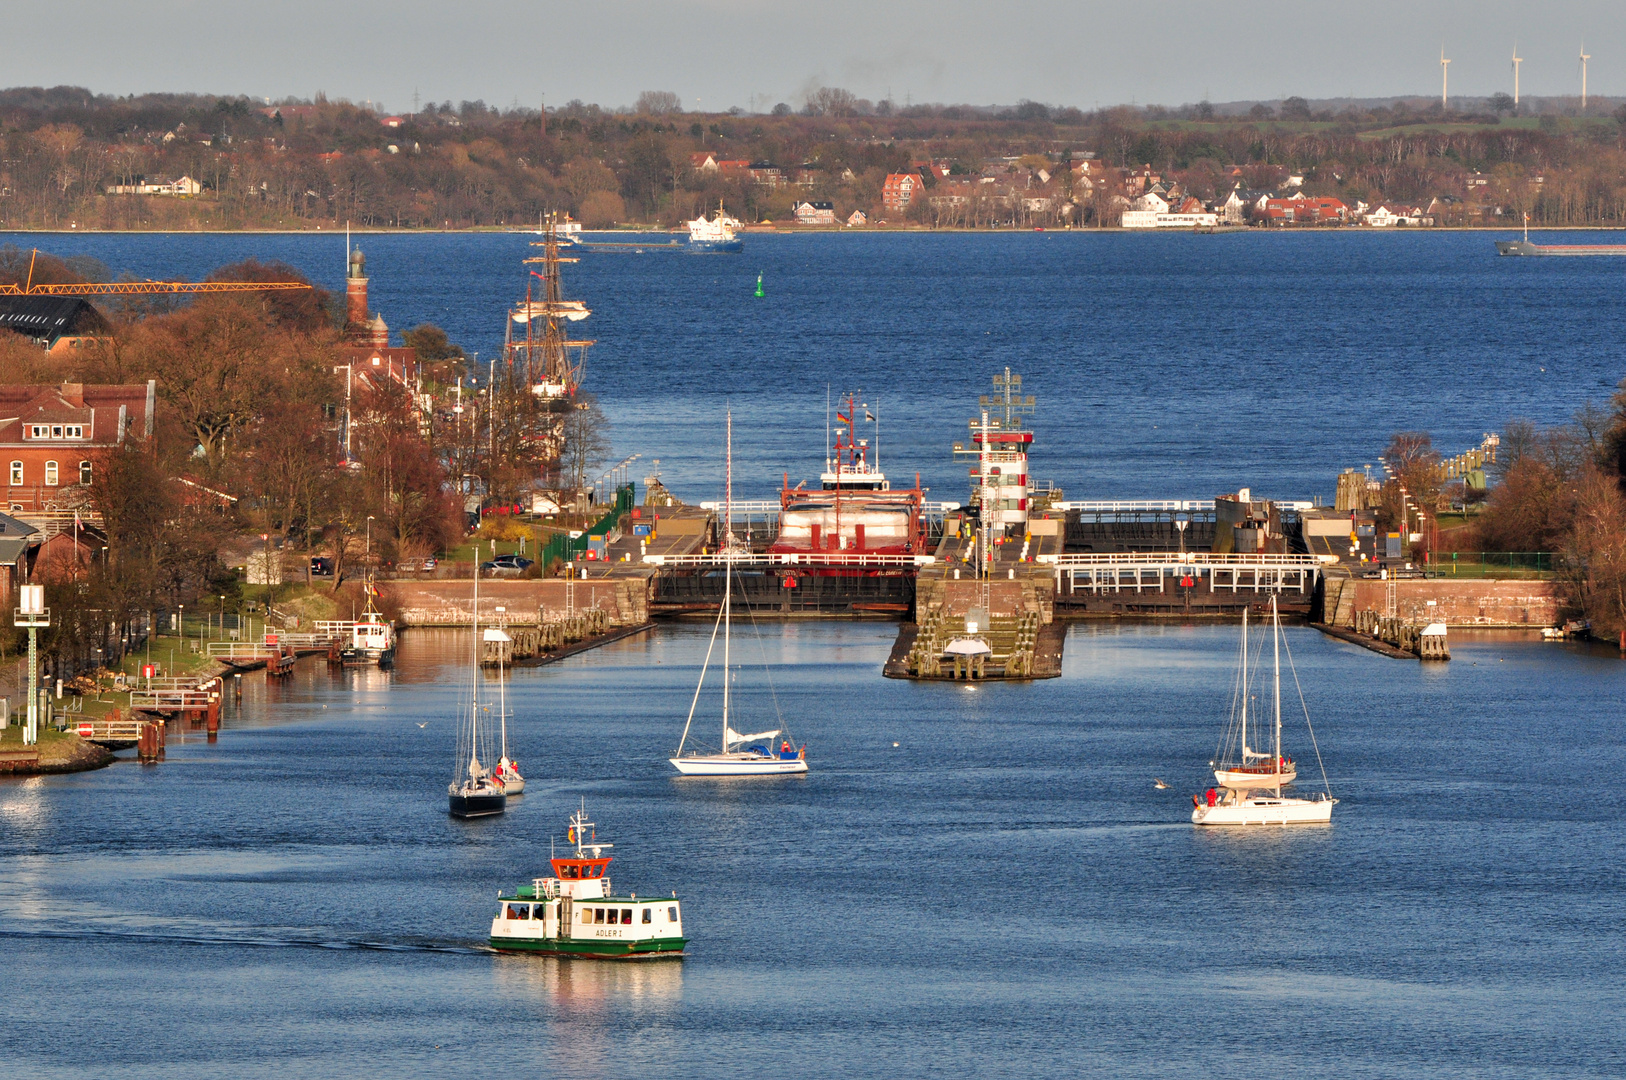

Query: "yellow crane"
<box><xmin>0</xmin><ymin>249</ymin><xmax>312</xmax><ymax>297</ymax></box>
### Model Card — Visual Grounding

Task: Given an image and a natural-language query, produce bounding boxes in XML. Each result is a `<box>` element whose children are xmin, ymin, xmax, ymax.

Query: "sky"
<box><xmin>3</xmin><ymin>1</ymin><xmax>1624</xmax><ymax>113</ymax></box>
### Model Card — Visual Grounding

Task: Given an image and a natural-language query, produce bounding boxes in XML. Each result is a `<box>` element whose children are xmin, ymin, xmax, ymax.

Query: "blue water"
<box><xmin>2</xmin><ymin>231</ymin><xmax>1624</xmax><ymax>1077</ymax></box>
<box><xmin>5</xmin><ymin>228</ymin><xmax>1623</xmax><ymax>503</ymax></box>
<box><xmin>2</xmin><ymin>626</ymin><xmax>1624</xmax><ymax>1078</ymax></box>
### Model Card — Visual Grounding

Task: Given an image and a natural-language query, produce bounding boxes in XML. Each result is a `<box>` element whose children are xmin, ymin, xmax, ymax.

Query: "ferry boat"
<box><xmin>1495</xmin><ymin>213</ymin><xmax>1626</xmax><ymax>256</ymax></box>
<box><xmin>686</xmin><ymin>202</ymin><xmax>744</xmax><ymax>253</ymax></box>
<box><xmin>339</xmin><ymin>586</ymin><xmax>395</xmax><ymax>666</ymax></box>
<box><xmin>489</xmin><ymin>805</ymin><xmax>687</xmax><ymax>958</ymax></box>
<box><xmin>769</xmin><ymin>393</ymin><xmax>927</xmax><ymax>562</ymax></box>
<box><xmin>1192</xmin><ymin>597</ymin><xmax>1335</xmax><ymax>826</ymax></box>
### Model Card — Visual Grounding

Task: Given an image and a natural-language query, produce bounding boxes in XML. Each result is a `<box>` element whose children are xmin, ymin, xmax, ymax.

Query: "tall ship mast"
<box><xmin>507</xmin><ymin>215</ymin><xmax>595</xmax><ymax>398</ymax></box>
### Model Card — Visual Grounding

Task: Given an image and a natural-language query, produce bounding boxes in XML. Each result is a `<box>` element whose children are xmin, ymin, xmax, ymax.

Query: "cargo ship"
<box><xmin>1495</xmin><ymin>215</ymin><xmax>1626</xmax><ymax>256</ymax></box>
<box><xmin>769</xmin><ymin>394</ymin><xmax>927</xmax><ymax>562</ymax></box>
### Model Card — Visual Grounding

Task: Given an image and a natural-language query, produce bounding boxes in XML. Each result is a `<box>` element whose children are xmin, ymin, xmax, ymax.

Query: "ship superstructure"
<box><xmin>953</xmin><ymin>368</ymin><xmax>1034</xmax><ymax>533</ymax></box>
<box><xmin>770</xmin><ymin>393</ymin><xmax>926</xmax><ymax>558</ymax></box>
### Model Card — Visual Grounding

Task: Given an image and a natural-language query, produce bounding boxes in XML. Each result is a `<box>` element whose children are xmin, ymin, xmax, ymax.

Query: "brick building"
<box><xmin>0</xmin><ymin>381</ymin><xmax>155</xmax><ymax>513</ymax></box>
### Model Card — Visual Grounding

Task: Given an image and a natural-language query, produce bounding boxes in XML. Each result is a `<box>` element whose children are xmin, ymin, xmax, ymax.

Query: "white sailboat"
<box><xmin>450</xmin><ymin>567</ymin><xmax>506</xmax><ymax>817</ymax></box>
<box><xmin>486</xmin><ymin>625</ymin><xmax>524</xmax><ymax>794</ymax></box>
<box><xmin>1192</xmin><ymin>596</ymin><xmax>1335</xmax><ymax>826</ymax></box>
<box><xmin>670</xmin><ymin>411</ymin><xmax>808</xmax><ymax>777</ymax></box>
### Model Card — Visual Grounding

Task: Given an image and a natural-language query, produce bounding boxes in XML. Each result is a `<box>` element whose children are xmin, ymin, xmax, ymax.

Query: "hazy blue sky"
<box><xmin>4</xmin><ymin>1</ymin><xmax>1624</xmax><ymax>112</ymax></box>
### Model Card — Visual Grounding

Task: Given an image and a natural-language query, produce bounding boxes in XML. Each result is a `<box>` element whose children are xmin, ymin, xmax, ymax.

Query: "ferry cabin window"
<box><xmin>8</xmin><ymin>462</ymin><xmax>20</xmax><ymax>486</ymax></box>
<box><xmin>606</xmin><ymin>909</ymin><xmax>619</xmax><ymax>924</ymax></box>
<box><xmin>642</xmin><ymin>909</ymin><xmax>652</xmax><ymax>924</ymax></box>
<box><xmin>506</xmin><ymin>904</ymin><xmax>530</xmax><ymax>920</ymax></box>
<box><xmin>669</xmin><ymin>906</ymin><xmax>679</xmax><ymax>922</ymax></box>
<box><xmin>594</xmin><ymin>908</ymin><xmax>605</xmax><ymax>923</ymax></box>
<box><xmin>622</xmin><ymin>909</ymin><xmax>632</xmax><ymax>923</ymax></box>
<box><xmin>44</xmin><ymin>461</ymin><xmax>58</xmax><ymax>487</ymax></box>
<box><xmin>562</xmin><ymin>865</ymin><xmax>579</xmax><ymax>879</ymax></box>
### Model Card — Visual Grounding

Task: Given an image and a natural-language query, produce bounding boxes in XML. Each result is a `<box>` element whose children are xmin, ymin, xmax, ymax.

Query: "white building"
<box><xmin>1121</xmin><ymin>210</ymin><xmax>1219</xmax><ymax>229</ymax></box>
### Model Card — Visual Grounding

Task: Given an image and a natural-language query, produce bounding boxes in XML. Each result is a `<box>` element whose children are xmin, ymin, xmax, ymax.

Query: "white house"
<box><xmin>1132</xmin><ymin>191</ymin><xmax>1171</xmax><ymax>213</ymax></box>
<box><xmin>1366</xmin><ymin>204</ymin><xmax>1423</xmax><ymax>227</ymax></box>
<box><xmin>104</xmin><ymin>175</ymin><xmax>203</xmax><ymax>197</ymax></box>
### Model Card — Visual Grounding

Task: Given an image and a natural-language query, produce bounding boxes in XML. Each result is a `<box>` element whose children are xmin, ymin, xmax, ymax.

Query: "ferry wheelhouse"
<box><xmin>489</xmin><ymin>806</ymin><xmax>686</xmax><ymax>958</ymax></box>
<box><xmin>769</xmin><ymin>394</ymin><xmax>926</xmax><ymax>562</ymax></box>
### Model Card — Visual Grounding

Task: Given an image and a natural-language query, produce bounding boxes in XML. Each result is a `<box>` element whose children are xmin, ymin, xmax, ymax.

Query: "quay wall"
<box><xmin>1341</xmin><ymin>579</ymin><xmax>1561</xmax><ymax>628</ymax></box>
<box><xmin>382</xmin><ymin>579</ymin><xmax>647</xmax><ymax>627</ymax></box>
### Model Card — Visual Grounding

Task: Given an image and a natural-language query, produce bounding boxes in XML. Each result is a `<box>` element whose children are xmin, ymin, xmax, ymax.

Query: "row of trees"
<box><xmin>1374</xmin><ymin>387</ymin><xmax>1626</xmax><ymax>639</ymax></box>
<box><xmin>8</xmin><ymin>86</ymin><xmax>1626</xmax><ymax>228</ymax></box>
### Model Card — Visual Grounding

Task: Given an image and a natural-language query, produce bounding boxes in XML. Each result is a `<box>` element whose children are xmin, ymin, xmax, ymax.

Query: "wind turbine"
<box><xmin>1579</xmin><ymin>45</ymin><xmax>1591</xmax><ymax>112</ymax></box>
<box><xmin>1441</xmin><ymin>47</ymin><xmax>1451</xmax><ymax>108</ymax></box>
<box><xmin>1512</xmin><ymin>46</ymin><xmax>1522</xmax><ymax>107</ymax></box>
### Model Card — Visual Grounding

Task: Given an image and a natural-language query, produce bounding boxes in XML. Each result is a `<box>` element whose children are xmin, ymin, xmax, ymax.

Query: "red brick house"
<box><xmin>882</xmin><ymin>173</ymin><xmax>923</xmax><ymax>211</ymax></box>
<box><xmin>1261</xmin><ymin>195</ymin><xmax>1348</xmax><ymax>224</ymax></box>
<box><xmin>0</xmin><ymin>381</ymin><xmax>154</xmax><ymax>513</ymax></box>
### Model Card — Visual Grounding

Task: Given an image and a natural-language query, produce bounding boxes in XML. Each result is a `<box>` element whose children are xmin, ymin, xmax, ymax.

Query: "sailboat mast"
<box><xmin>471</xmin><ymin>564</ymin><xmax>481</xmax><ymax>769</ymax></box>
<box><xmin>498</xmin><ymin>640</ymin><xmax>508</xmax><ymax>760</ymax></box>
<box><xmin>722</xmin><ymin>409</ymin><xmax>732</xmax><ymax>745</ymax></box>
<box><xmin>1272</xmin><ymin>597</ymin><xmax>1282</xmax><ymax>791</ymax></box>
<box><xmin>1240</xmin><ymin>607</ymin><xmax>1248</xmax><ymax>753</ymax></box>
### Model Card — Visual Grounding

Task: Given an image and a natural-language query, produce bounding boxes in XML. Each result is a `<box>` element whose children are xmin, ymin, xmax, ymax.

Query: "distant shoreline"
<box><xmin>0</xmin><ymin>224</ymin><xmax>1619</xmax><ymax>236</ymax></box>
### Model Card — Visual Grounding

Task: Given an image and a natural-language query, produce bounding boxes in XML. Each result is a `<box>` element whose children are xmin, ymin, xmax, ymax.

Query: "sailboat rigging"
<box><xmin>1192</xmin><ymin>596</ymin><xmax>1335</xmax><ymax>826</ymax></box>
<box><xmin>669</xmin><ymin>410</ymin><xmax>809</xmax><ymax>776</ymax></box>
<box><xmin>450</xmin><ymin>566</ymin><xmax>507</xmax><ymax>817</ymax></box>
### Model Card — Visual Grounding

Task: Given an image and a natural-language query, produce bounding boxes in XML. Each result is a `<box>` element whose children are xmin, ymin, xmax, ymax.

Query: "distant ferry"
<box><xmin>686</xmin><ymin>203</ymin><xmax>743</xmax><ymax>253</ymax></box>
<box><xmin>1496</xmin><ymin>214</ymin><xmax>1626</xmax><ymax>256</ymax></box>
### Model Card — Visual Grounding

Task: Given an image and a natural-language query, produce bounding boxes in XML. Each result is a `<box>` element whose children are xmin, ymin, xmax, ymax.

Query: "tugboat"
<box><xmin>769</xmin><ymin>392</ymin><xmax>928</xmax><ymax>562</ymax></box>
<box><xmin>488</xmin><ymin>804</ymin><xmax>687</xmax><ymax>958</ymax></box>
<box><xmin>339</xmin><ymin>583</ymin><xmax>396</xmax><ymax>667</ymax></box>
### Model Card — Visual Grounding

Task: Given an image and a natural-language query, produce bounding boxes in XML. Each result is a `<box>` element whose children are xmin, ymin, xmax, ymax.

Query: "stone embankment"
<box><xmin>385</xmin><ymin>578</ymin><xmax>648</xmax><ymax>628</ymax></box>
<box><xmin>1320</xmin><ymin>574</ymin><xmax>1560</xmax><ymax>629</ymax></box>
<box><xmin>0</xmin><ymin>729</ymin><xmax>114</xmax><ymax>776</ymax></box>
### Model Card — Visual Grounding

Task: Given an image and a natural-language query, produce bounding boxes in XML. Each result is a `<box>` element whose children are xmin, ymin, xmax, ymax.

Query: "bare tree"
<box><xmin>559</xmin><ymin>393</ymin><xmax>610</xmax><ymax>494</ymax></box>
<box><xmin>635</xmin><ymin>91</ymin><xmax>683</xmax><ymax>116</ymax></box>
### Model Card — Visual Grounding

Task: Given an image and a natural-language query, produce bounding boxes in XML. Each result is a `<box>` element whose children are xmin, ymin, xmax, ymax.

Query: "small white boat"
<box><xmin>686</xmin><ymin>202</ymin><xmax>744</xmax><ymax>253</ymax></box>
<box><xmin>670</xmin><ymin>411</ymin><xmax>808</xmax><ymax>777</ymax></box>
<box><xmin>1192</xmin><ymin>597</ymin><xmax>1335</xmax><ymax>827</ymax></box>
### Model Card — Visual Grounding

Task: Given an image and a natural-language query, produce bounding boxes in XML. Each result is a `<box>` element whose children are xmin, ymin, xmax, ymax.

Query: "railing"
<box><xmin>644</xmin><ymin>551</ymin><xmax>935</xmax><ymax>568</ymax></box>
<box><xmin>75</xmin><ymin>717</ymin><xmax>145</xmax><ymax>741</ymax></box>
<box><xmin>1050</xmin><ymin>500</ymin><xmax>1217</xmax><ymax>513</ymax></box>
<box><xmin>130</xmin><ymin>689</ymin><xmax>216</xmax><ymax>710</ymax></box>
<box><xmin>539</xmin><ymin>484</ymin><xmax>636</xmax><ymax>568</ymax></box>
<box><xmin>1426</xmin><ymin>551</ymin><xmax>1554</xmax><ymax>578</ymax></box>
<box><xmin>1038</xmin><ymin>552</ymin><xmax>1332</xmax><ymax>569</ymax></box>
<box><xmin>700</xmin><ymin>499</ymin><xmax>964</xmax><ymax>515</ymax></box>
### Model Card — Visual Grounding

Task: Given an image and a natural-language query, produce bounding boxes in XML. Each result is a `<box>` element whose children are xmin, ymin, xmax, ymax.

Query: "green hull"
<box><xmin>490</xmin><ymin>935</ymin><xmax>687</xmax><ymax>959</ymax></box>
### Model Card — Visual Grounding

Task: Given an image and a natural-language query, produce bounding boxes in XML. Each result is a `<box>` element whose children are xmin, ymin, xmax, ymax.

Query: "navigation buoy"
<box><xmin>753</xmin><ymin>272</ymin><xmax>764</xmax><ymax>298</ymax></box>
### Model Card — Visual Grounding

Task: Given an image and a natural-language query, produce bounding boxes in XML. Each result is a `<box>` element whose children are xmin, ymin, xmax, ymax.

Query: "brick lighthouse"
<box><xmin>346</xmin><ymin>247</ymin><xmax>388</xmax><ymax>347</ymax></box>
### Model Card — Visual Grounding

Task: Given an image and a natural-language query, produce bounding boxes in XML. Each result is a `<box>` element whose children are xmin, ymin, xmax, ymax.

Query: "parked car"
<box><xmin>491</xmin><ymin>554</ymin><xmax>533</xmax><ymax>570</ymax></box>
<box><xmin>420</xmin><ymin>556</ymin><xmax>438</xmax><ymax>571</ymax></box>
<box><xmin>310</xmin><ymin>556</ymin><xmax>334</xmax><ymax>576</ymax></box>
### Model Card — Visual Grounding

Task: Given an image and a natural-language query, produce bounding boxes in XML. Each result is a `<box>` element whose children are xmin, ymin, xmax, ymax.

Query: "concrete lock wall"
<box><xmin>1347</xmin><ymin>579</ymin><xmax>1560</xmax><ymax>628</ymax></box>
<box><xmin>386</xmin><ymin>579</ymin><xmax>644</xmax><ymax>626</ymax></box>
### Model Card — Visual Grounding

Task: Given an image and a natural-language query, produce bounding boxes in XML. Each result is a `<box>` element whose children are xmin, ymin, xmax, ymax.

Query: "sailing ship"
<box><xmin>488</xmin><ymin>803</ymin><xmax>687</xmax><ymax>958</ymax></box>
<box><xmin>1192</xmin><ymin>597</ymin><xmax>1335</xmax><ymax>826</ymax></box>
<box><xmin>508</xmin><ymin>215</ymin><xmax>595</xmax><ymax>399</ymax></box>
<box><xmin>670</xmin><ymin>411</ymin><xmax>809</xmax><ymax>776</ymax></box>
<box><xmin>686</xmin><ymin>202</ymin><xmax>744</xmax><ymax>253</ymax></box>
<box><xmin>450</xmin><ymin>569</ymin><xmax>506</xmax><ymax>818</ymax></box>
<box><xmin>485</xmin><ymin>624</ymin><xmax>524</xmax><ymax>794</ymax></box>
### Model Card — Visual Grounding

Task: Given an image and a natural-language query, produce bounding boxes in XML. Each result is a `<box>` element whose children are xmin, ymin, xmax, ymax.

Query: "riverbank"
<box><xmin>0</xmin><ymin>725</ymin><xmax>114</xmax><ymax>775</ymax></box>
